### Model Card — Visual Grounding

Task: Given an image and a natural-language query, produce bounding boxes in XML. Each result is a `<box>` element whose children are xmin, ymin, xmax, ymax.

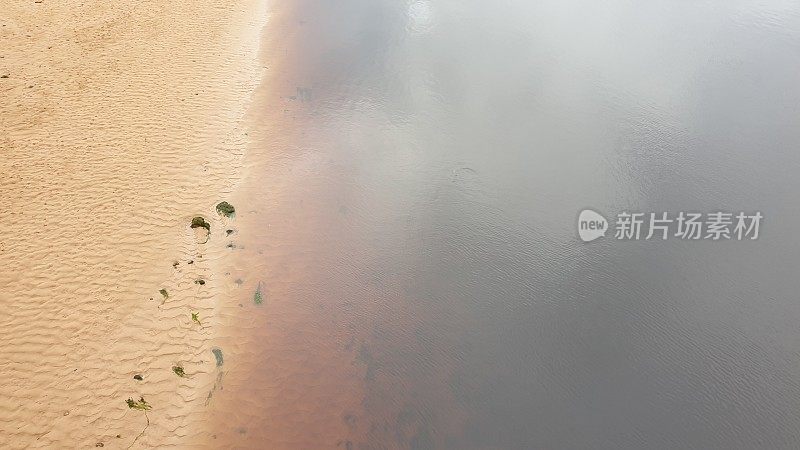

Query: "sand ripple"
<box><xmin>0</xmin><ymin>0</ymin><xmax>266</xmax><ymax>447</ymax></box>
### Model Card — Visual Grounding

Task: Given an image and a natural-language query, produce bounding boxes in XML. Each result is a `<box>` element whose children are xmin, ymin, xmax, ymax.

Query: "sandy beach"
<box><xmin>0</xmin><ymin>0</ymin><xmax>266</xmax><ymax>447</ymax></box>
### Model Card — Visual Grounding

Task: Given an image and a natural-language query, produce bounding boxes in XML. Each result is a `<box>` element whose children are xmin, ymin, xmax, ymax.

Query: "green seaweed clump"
<box><xmin>212</xmin><ymin>348</ymin><xmax>224</xmax><ymax>367</ymax></box>
<box><xmin>216</xmin><ymin>201</ymin><xmax>236</xmax><ymax>218</ymax></box>
<box><xmin>254</xmin><ymin>282</ymin><xmax>263</xmax><ymax>305</ymax></box>
<box><xmin>190</xmin><ymin>216</ymin><xmax>211</xmax><ymax>231</ymax></box>
<box><xmin>126</xmin><ymin>397</ymin><xmax>152</xmax><ymax>411</ymax></box>
<box><xmin>159</xmin><ymin>289</ymin><xmax>168</xmax><ymax>300</ymax></box>
<box><xmin>191</xmin><ymin>312</ymin><xmax>201</xmax><ymax>326</ymax></box>
<box><xmin>172</xmin><ymin>365</ymin><xmax>187</xmax><ymax>378</ymax></box>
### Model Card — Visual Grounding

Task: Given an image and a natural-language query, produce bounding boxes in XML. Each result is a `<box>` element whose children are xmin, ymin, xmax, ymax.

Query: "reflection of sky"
<box><xmin>235</xmin><ymin>0</ymin><xmax>800</xmax><ymax>447</ymax></box>
<box><xmin>407</xmin><ymin>1</ymin><xmax>433</xmax><ymax>33</ymax></box>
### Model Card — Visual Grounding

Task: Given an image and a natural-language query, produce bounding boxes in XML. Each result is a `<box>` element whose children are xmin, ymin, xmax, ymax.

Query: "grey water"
<box><xmin>239</xmin><ymin>0</ymin><xmax>800</xmax><ymax>448</ymax></box>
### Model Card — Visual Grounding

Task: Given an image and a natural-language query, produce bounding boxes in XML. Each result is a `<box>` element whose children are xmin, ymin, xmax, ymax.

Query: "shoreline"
<box><xmin>0</xmin><ymin>0</ymin><xmax>267</xmax><ymax>447</ymax></box>
<box><xmin>197</xmin><ymin>1</ymin><xmax>373</xmax><ymax>445</ymax></box>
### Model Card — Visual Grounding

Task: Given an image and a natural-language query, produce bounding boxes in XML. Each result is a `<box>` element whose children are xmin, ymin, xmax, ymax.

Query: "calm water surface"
<box><xmin>210</xmin><ymin>0</ymin><xmax>800</xmax><ymax>448</ymax></box>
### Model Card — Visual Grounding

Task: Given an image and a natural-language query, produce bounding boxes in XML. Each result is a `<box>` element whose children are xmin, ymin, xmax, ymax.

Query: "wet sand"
<box><xmin>0</xmin><ymin>0</ymin><xmax>266</xmax><ymax>447</ymax></box>
<box><xmin>195</xmin><ymin>3</ymin><xmax>371</xmax><ymax>446</ymax></box>
<box><xmin>199</xmin><ymin>1</ymin><xmax>470</xmax><ymax>447</ymax></box>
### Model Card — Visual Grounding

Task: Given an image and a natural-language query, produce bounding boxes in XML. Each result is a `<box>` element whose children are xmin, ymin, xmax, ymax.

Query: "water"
<box><xmin>208</xmin><ymin>0</ymin><xmax>800</xmax><ymax>448</ymax></box>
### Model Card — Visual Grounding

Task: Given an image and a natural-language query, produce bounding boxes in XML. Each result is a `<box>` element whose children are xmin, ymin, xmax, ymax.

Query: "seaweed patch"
<box><xmin>216</xmin><ymin>201</ymin><xmax>235</xmax><ymax>218</ymax></box>
<box><xmin>212</xmin><ymin>348</ymin><xmax>224</xmax><ymax>367</ymax></box>
<box><xmin>125</xmin><ymin>397</ymin><xmax>151</xmax><ymax>411</ymax></box>
<box><xmin>254</xmin><ymin>282</ymin><xmax>263</xmax><ymax>305</ymax></box>
<box><xmin>172</xmin><ymin>365</ymin><xmax>187</xmax><ymax>378</ymax></box>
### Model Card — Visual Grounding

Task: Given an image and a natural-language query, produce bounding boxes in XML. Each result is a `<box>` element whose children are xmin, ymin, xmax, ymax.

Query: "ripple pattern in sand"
<box><xmin>0</xmin><ymin>0</ymin><xmax>266</xmax><ymax>447</ymax></box>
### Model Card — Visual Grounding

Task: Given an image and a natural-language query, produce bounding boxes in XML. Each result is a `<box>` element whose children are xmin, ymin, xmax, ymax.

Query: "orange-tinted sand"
<box><xmin>0</xmin><ymin>0</ymin><xmax>266</xmax><ymax>447</ymax></box>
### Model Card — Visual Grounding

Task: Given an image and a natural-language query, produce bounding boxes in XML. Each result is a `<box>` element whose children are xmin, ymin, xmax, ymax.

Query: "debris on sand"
<box><xmin>125</xmin><ymin>397</ymin><xmax>151</xmax><ymax>411</ymax></box>
<box><xmin>190</xmin><ymin>216</ymin><xmax>210</xmax><ymax>231</ymax></box>
<box><xmin>215</xmin><ymin>201</ymin><xmax>235</xmax><ymax>218</ymax></box>
<box><xmin>212</xmin><ymin>348</ymin><xmax>224</xmax><ymax>367</ymax></box>
<box><xmin>254</xmin><ymin>282</ymin><xmax>263</xmax><ymax>305</ymax></box>
<box><xmin>172</xmin><ymin>366</ymin><xmax>187</xmax><ymax>378</ymax></box>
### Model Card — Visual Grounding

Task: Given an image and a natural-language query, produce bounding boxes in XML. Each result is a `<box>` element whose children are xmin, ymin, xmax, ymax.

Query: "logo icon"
<box><xmin>578</xmin><ymin>209</ymin><xmax>608</xmax><ymax>242</ymax></box>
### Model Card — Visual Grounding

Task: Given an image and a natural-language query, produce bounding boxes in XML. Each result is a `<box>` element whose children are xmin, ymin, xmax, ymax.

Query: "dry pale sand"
<box><xmin>0</xmin><ymin>0</ymin><xmax>267</xmax><ymax>447</ymax></box>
